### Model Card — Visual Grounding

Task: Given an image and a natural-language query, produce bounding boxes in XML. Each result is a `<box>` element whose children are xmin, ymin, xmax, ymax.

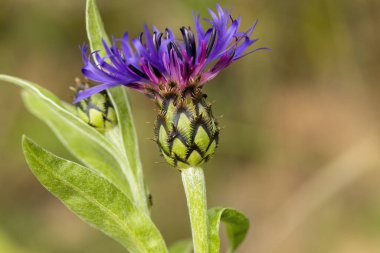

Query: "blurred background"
<box><xmin>1</xmin><ymin>0</ymin><xmax>380</xmax><ymax>252</ymax></box>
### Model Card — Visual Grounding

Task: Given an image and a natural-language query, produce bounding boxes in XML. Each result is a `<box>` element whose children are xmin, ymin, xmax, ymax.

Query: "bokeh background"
<box><xmin>1</xmin><ymin>0</ymin><xmax>380</xmax><ymax>252</ymax></box>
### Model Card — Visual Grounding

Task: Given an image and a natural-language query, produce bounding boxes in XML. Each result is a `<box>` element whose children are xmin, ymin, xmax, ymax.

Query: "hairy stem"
<box><xmin>181</xmin><ymin>167</ymin><xmax>209</xmax><ymax>253</ymax></box>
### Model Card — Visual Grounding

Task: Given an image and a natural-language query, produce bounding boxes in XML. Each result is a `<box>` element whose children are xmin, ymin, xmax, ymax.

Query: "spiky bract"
<box><xmin>154</xmin><ymin>85</ymin><xmax>219</xmax><ymax>169</ymax></box>
<box><xmin>73</xmin><ymin>79</ymin><xmax>117</xmax><ymax>133</ymax></box>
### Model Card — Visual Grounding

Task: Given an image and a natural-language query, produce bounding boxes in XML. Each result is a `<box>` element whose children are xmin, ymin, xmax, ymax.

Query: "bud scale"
<box><xmin>154</xmin><ymin>87</ymin><xmax>219</xmax><ymax>169</ymax></box>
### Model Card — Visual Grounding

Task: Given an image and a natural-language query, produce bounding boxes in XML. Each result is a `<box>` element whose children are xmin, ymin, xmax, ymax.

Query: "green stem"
<box><xmin>181</xmin><ymin>167</ymin><xmax>209</xmax><ymax>253</ymax></box>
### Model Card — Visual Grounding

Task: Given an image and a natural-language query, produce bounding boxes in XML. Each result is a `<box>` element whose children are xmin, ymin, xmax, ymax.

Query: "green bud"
<box><xmin>73</xmin><ymin>78</ymin><xmax>117</xmax><ymax>133</ymax></box>
<box><xmin>154</xmin><ymin>86</ymin><xmax>219</xmax><ymax>169</ymax></box>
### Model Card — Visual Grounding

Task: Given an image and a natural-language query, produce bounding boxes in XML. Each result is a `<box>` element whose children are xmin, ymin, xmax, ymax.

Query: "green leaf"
<box><xmin>0</xmin><ymin>74</ymin><xmax>135</xmax><ymax>199</ymax></box>
<box><xmin>0</xmin><ymin>75</ymin><xmax>61</xmax><ymax>105</ymax></box>
<box><xmin>86</xmin><ymin>0</ymin><xmax>148</xmax><ymax>212</ymax></box>
<box><xmin>22</xmin><ymin>136</ymin><xmax>168</xmax><ymax>253</ymax></box>
<box><xmin>208</xmin><ymin>207</ymin><xmax>250</xmax><ymax>253</ymax></box>
<box><xmin>168</xmin><ymin>239</ymin><xmax>193</xmax><ymax>253</ymax></box>
<box><xmin>86</xmin><ymin>0</ymin><xmax>110</xmax><ymax>54</ymax></box>
<box><xmin>20</xmin><ymin>90</ymin><xmax>135</xmax><ymax>198</ymax></box>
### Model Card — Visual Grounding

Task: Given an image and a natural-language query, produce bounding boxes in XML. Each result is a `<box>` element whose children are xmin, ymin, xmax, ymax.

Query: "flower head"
<box><xmin>74</xmin><ymin>4</ymin><xmax>268</xmax><ymax>169</ymax></box>
<box><xmin>74</xmin><ymin>4</ymin><xmax>267</xmax><ymax>103</ymax></box>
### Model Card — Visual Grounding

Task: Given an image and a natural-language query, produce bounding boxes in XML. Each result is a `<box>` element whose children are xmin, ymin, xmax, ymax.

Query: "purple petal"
<box><xmin>233</xmin><ymin>47</ymin><xmax>272</xmax><ymax>61</ymax></box>
<box><xmin>73</xmin><ymin>82</ymin><xmax>121</xmax><ymax>103</ymax></box>
<box><xmin>144</xmin><ymin>25</ymin><xmax>156</xmax><ymax>54</ymax></box>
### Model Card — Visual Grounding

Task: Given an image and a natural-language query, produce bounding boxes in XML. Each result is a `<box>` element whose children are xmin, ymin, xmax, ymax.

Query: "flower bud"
<box><xmin>154</xmin><ymin>86</ymin><xmax>219</xmax><ymax>169</ymax></box>
<box><xmin>72</xmin><ymin>78</ymin><xmax>117</xmax><ymax>133</ymax></box>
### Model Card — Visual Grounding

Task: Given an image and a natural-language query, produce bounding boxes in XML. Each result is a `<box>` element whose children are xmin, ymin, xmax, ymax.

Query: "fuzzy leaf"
<box><xmin>168</xmin><ymin>239</ymin><xmax>193</xmax><ymax>253</ymax></box>
<box><xmin>208</xmin><ymin>207</ymin><xmax>250</xmax><ymax>253</ymax></box>
<box><xmin>0</xmin><ymin>75</ymin><xmax>61</xmax><ymax>105</ymax></box>
<box><xmin>86</xmin><ymin>0</ymin><xmax>110</xmax><ymax>54</ymax></box>
<box><xmin>86</xmin><ymin>0</ymin><xmax>148</xmax><ymax>212</ymax></box>
<box><xmin>22</xmin><ymin>136</ymin><xmax>168</xmax><ymax>253</ymax></box>
<box><xmin>21</xmin><ymin>90</ymin><xmax>137</xmax><ymax>198</ymax></box>
<box><xmin>1</xmin><ymin>74</ymin><xmax>135</xmax><ymax>199</ymax></box>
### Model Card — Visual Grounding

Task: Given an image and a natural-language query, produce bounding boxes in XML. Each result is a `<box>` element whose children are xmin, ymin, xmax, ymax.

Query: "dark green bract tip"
<box><xmin>73</xmin><ymin>78</ymin><xmax>117</xmax><ymax>133</ymax></box>
<box><xmin>154</xmin><ymin>86</ymin><xmax>219</xmax><ymax>169</ymax></box>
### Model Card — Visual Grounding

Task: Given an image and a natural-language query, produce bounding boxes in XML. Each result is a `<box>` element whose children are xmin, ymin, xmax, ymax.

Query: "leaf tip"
<box><xmin>21</xmin><ymin>134</ymin><xmax>31</xmax><ymax>148</ymax></box>
<box><xmin>21</xmin><ymin>135</ymin><xmax>36</xmax><ymax>159</ymax></box>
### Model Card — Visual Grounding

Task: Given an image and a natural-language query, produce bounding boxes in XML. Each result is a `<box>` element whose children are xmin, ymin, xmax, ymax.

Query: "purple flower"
<box><xmin>74</xmin><ymin>4</ymin><xmax>268</xmax><ymax>103</ymax></box>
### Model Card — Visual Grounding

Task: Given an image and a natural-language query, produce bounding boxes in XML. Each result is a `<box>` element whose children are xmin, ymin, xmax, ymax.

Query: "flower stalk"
<box><xmin>181</xmin><ymin>167</ymin><xmax>209</xmax><ymax>253</ymax></box>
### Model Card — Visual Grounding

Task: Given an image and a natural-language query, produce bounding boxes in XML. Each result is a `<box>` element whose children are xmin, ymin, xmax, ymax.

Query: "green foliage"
<box><xmin>168</xmin><ymin>239</ymin><xmax>193</xmax><ymax>253</ymax></box>
<box><xmin>23</xmin><ymin>90</ymin><xmax>133</xmax><ymax>195</ymax></box>
<box><xmin>208</xmin><ymin>208</ymin><xmax>250</xmax><ymax>253</ymax></box>
<box><xmin>22</xmin><ymin>136</ymin><xmax>167</xmax><ymax>253</ymax></box>
<box><xmin>0</xmin><ymin>74</ymin><xmax>169</xmax><ymax>251</ymax></box>
<box><xmin>0</xmin><ymin>75</ymin><xmax>132</xmax><ymax>200</ymax></box>
<box><xmin>86</xmin><ymin>0</ymin><xmax>148</xmax><ymax>212</ymax></box>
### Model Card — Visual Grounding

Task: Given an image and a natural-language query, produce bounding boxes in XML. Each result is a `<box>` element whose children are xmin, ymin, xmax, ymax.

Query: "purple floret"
<box><xmin>74</xmin><ymin>4</ymin><xmax>268</xmax><ymax>103</ymax></box>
